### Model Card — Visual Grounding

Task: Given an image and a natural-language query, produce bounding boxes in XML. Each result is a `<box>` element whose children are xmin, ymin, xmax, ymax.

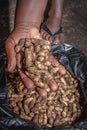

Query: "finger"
<box><xmin>18</xmin><ymin>69</ymin><xmax>34</xmax><ymax>90</ymax></box>
<box><xmin>48</xmin><ymin>79</ymin><xmax>58</xmax><ymax>91</ymax></box>
<box><xmin>48</xmin><ymin>54</ymin><xmax>60</xmax><ymax>67</ymax></box>
<box><xmin>36</xmin><ymin>87</ymin><xmax>47</xmax><ymax>97</ymax></box>
<box><xmin>58</xmin><ymin>65</ymin><xmax>66</xmax><ymax>75</ymax></box>
<box><xmin>40</xmin><ymin>29</ymin><xmax>45</xmax><ymax>36</ymax></box>
<box><xmin>49</xmin><ymin>35</ymin><xmax>54</xmax><ymax>41</ymax></box>
<box><xmin>48</xmin><ymin>54</ymin><xmax>66</xmax><ymax>75</ymax></box>
<box><xmin>41</xmin><ymin>31</ymin><xmax>48</xmax><ymax>39</ymax></box>
<box><xmin>45</xmin><ymin>34</ymin><xmax>51</xmax><ymax>41</ymax></box>
<box><xmin>5</xmin><ymin>38</ymin><xmax>16</xmax><ymax>72</ymax></box>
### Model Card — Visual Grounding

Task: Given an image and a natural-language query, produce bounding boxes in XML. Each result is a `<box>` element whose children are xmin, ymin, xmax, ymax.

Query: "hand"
<box><xmin>17</xmin><ymin>53</ymin><xmax>66</xmax><ymax>97</ymax></box>
<box><xmin>5</xmin><ymin>25</ymin><xmax>45</xmax><ymax>96</ymax></box>
<box><xmin>36</xmin><ymin>54</ymin><xmax>66</xmax><ymax>96</ymax></box>
<box><xmin>48</xmin><ymin>54</ymin><xmax>66</xmax><ymax>75</ymax></box>
<box><xmin>5</xmin><ymin>25</ymin><xmax>41</xmax><ymax>72</ymax></box>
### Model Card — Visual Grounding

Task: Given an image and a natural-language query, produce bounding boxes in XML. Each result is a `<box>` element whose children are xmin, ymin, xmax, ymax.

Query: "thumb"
<box><xmin>5</xmin><ymin>38</ymin><xmax>16</xmax><ymax>72</ymax></box>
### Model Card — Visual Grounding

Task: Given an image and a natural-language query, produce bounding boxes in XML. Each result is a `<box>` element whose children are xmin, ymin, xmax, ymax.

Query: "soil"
<box><xmin>0</xmin><ymin>0</ymin><xmax>87</xmax><ymax>56</ymax></box>
<box><xmin>62</xmin><ymin>0</ymin><xmax>87</xmax><ymax>56</ymax></box>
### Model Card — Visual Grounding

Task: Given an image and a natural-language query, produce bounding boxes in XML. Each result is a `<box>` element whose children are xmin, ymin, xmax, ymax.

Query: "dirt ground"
<box><xmin>62</xmin><ymin>0</ymin><xmax>87</xmax><ymax>56</ymax></box>
<box><xmin>0</xmin><ymin>0</ymin><xmax>87</xmax><ymax>56</ymax></box>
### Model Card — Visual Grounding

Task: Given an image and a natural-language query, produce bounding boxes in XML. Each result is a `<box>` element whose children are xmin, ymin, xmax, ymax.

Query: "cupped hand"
<box><xmin>48</xmin><ymin>54</ymin><xmax>66</xmax><ymax>75</ymax></box>
<box><xmin>5</xmin><ymin>26</ymin><xmax>41</xmax><ymax>72</ymax></box>
<box><xmin>36</xmin><ymin>54</ymin><xmax>66</xmax><ymax>96</ymax></box>
<box><xmin>5</xmin><ymin>25</ymin><xmax>45</xmax><ymax>97</ymax></box>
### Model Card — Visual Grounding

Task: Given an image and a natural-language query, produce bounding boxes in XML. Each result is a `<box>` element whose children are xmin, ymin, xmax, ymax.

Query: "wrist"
<box><xmin>15</xmin><ymin>21</ymin><xmax>40</xmax><ymax>29</ymax></box>
<box><xmin>13</xmin><ymin>23</ymin><xmax>41</xmax><ymax>40</ymax></box>
<box><xmin>14</xmin><ymin>24</ymin><xmax>40</xmax><ymax>36</ymax></box>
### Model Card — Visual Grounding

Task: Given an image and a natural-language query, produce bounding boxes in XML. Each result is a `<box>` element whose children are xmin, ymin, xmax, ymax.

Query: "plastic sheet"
<box><xmin>0</xmin><ymin>43</ymin><xmax>87</xmax><ymax>130</ymax></box>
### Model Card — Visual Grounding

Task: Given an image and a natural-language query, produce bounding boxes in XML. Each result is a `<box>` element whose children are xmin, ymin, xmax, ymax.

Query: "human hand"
<box><xmin>5</xmin><ymin>25</ymin><xmax>45</xmax><ymax>96</ymax></box>
<box><xmin>14</xmin><ymin>38</ymin><xmax>66</xmax><ymax>97</ymax></box>
<box><xmin>36</xmin><ymin>54</ymin><xmax>66</xmax><ymax>96</ymax></box>
<box><xmin>5</xmin><ymin>25</ymin><xmax>41</xmax><ymax>72</ymax></box>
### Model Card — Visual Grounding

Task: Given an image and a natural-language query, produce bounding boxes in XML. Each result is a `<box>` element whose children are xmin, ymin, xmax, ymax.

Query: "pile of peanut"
<box><xmin>15</xmin><ymin>38</ymin><xmax>57</xmax><ymax>91</ymax></box>
<box><xmin>7</xmin><ymin>38</ymin><xmax>82</xmax><ymax>127</ymax></box>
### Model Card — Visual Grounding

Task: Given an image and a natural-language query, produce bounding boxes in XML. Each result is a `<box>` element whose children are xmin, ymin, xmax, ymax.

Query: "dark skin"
<box><xmin>5</xmin><ymin>0</ymin><xmax>66</xmax><ymax>97</ymax></box>
<box><xmin>41</xmin><ymin>0</ymin><xmax>64</xmax><ymax>44</ymax></box>
<box><xmin>6</xmin><ymin>0</ymin><xmax>48</xmax><ymax>71</ymax></box>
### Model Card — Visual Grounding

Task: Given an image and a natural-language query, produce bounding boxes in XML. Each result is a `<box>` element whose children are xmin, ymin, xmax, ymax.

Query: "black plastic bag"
<box><xmin>0</xmin><ymin>43</ymin><xmax>87</xmax><ymax>130</ymax></box>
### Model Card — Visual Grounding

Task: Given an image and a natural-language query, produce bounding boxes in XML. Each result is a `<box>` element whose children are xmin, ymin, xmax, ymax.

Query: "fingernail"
<box><xmin>36</xmin><ymin>87</ymin><xmax>47</xmax><ymax>97</ymax></box>
<box><xmin>49</xmin><ymin>79</ymin><xmax>58</xmax><ymax>91</ymax></box>
<box><xmin>59</xmin><ymin>65</ymin><xmax>66</xmax><ymax>75</ymax></box>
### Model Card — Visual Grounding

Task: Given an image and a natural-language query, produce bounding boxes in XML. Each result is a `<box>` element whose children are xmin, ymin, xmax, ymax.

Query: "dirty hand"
<box><xmin>14</xmin><ymin>38</ymin><xmax>66</xmax><ymax>97</ymax></box>
<box><xmin>5</xmin><ymin>25</ymin><xmax>44</xmax><ymax>96</ymax></box>
<box><xmin>18</xmin><ymin>56</ymin><xmax>66</xmax><ymax>98</ymax></box>
<box><xmin>5</xmin><ymin>26</ymin><xmax>41</xmax><ymax>72</ymax></box>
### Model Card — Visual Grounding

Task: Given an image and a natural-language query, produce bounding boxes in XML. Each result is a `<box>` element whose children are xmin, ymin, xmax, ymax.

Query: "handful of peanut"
<box><xmin>7</xmin><ymin>38</ymin><xmax>82</xmax><ymax>128</ymax></box>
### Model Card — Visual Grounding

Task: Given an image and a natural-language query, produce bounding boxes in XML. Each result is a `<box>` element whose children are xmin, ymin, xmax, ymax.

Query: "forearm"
<box><xmin>16</xmin><ymin>0</ymin><xmax>48</xmax><ymax>28</ymax></box>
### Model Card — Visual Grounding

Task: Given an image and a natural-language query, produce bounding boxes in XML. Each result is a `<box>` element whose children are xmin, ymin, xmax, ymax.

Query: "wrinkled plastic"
<box><xmin>0</xmin><ymin>43</ymin><xmax>87</xmax><ymax>130</ymax></box>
